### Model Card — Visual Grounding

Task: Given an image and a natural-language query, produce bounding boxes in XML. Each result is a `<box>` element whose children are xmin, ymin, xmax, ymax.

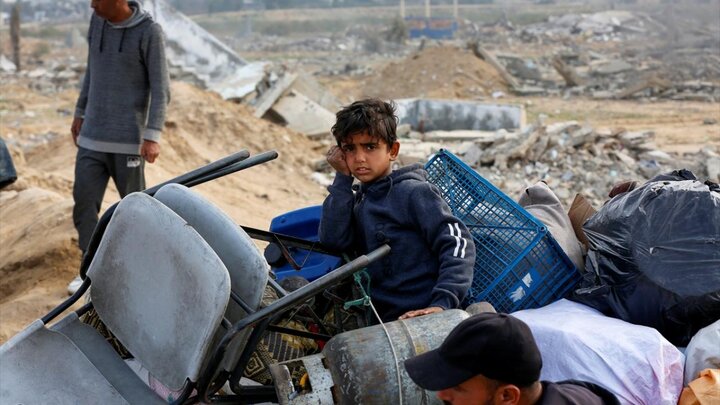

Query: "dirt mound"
<box><xmin>0</xmin><ymin>79</ymin><xmax>328</xmax><ymax>343</ymax></box>
<box><xmin>360</xmin><ymin>45</ymin><xmax>509</xmax><ymax>100</ymax></box>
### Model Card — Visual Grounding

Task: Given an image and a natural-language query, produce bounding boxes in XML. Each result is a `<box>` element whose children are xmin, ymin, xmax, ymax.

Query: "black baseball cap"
<box><xmin>404</xmin><ymin>313</ymin><xmax>542</xmax><ymax>391</ymax></box>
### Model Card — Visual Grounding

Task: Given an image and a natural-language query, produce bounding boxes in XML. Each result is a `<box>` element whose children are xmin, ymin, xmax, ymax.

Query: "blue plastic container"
<box><xmin>425</xmin><ymin>150</ymin><xmax>581</xmax><ymax>313</ymax></box>
<box><xmin>268</xmin><ymin>205</ymin><xmax>343</xmax><ymax>282</ymax></box>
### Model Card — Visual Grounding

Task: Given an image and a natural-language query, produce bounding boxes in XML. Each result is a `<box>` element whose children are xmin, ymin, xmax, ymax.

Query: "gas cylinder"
<box><xmin>270</xmin><ymin>309</ymin><xmax>470</xmax><ymax>404</ymax></box>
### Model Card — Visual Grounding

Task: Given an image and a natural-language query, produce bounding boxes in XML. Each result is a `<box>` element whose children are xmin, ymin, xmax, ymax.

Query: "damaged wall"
<box><xmin>395</xmin><ymin>99</ymin><xmax>525</xmax><ymax>132</ymax></box>
<box><xmin>144</xmin><ymin>0</ymin><xmax>266</xmax><ymax>100</ymax></box>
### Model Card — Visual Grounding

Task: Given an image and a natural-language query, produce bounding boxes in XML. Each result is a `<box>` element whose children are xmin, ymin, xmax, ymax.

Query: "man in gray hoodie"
<box><xmin>69</xmin><ymin>0</ymin><xmax>170</xmax><ymax>293</ymax></box>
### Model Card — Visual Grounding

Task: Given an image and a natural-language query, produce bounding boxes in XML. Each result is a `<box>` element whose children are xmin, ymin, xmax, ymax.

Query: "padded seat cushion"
<box><xmin>87</xmin><ymin>193</ymin><xmax>231</xmax><ymax>390</ymax></box>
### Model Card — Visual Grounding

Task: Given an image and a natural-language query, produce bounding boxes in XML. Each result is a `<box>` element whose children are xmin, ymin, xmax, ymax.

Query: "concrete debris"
<box><xmin>144</xmin><ymin>0</ymin><xmax>267</xmax><ymax>101</ymax></box>
<box><xmin>395</xmin><ymin>98</ymin><xmax>525</xmax><ymax>132</ymax></box>
<box><xmin>0</xmin><ymin>55</ymin><xmax>16</xmax><ymax>73</ymax></box>
<box><xmin>470</xmin><ymin>43</ymin><xmax>521</xmax><ymax>91</ymax></box>
<box><xmin>270</xmin><ymin>91</ymin><xmax>336</xmax><ymax>138</ymax></box>
<box><xmin>253</xmin><ymin>73</ymin><xmax>298</xmax><ymax>118</ymax></box>
<box><xmin>522</xmin><ymin>11</ymin><xmax>655</xmax><ymax>43</ymax></box>
<box><xmin>421</xmin><ymin>130</ymin><xmax>500</xmax><ymax>143</ymax></box>
<box><xmin>314</xmin><ymin>120</ymin><xmax>717</xmax><ymax>209</ymax></box>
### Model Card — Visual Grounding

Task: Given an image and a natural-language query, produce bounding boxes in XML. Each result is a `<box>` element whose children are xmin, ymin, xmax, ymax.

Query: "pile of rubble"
<box><xmin>451</xmin><ymin>120</ymin><xmax>718</xmax><ymax>208</ymax></box>
<box><xmin>458</xmin><ymin>8</ymin><xmax>720</xmax><ymax>102</ymax></box>
<box><xmin>0</xmin><ymin>53</ymin><xmax>84</xmax><ymax>95</ymax></box>
<box><xmin>312</xmin><ymin>120</ymin><xmax>720</xmax><ymax>209</ymax></box>
<box><xmin>520</xmin><ymin>11</ymin><xmax>662</xmax><ymax>43</ymax></box>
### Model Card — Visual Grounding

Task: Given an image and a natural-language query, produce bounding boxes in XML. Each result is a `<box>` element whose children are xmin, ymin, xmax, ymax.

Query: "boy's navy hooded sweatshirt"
<box><xmin>319</xmin><ymin>163</ymin><xmax>475</xmax><ymax>321</ymax></box>
<box><xmin>75</xmin><ymin>0</ymin><xmax>170</xmax><ymax>155</ymax></box>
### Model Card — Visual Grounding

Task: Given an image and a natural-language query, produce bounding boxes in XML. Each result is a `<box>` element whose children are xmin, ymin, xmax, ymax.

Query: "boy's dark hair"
<box><xmin>331</xmin><ymin>98</ymin><xmax>398</xmax><ymax>148</ymax></box>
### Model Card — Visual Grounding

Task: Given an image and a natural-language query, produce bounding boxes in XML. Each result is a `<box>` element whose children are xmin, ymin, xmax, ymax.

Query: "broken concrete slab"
<box><xmin>271</xmin><ymin>91</ymin><xmax>335</xmax><ymax>138</ymax></box>
<box><xmin>422</xmin><ymin>130</ymin><xmax>500</xmax><ymax>143</ymax></box>
<box><xmin>552</xmin><ymin>55</ymin><xmax>584</xmax><ymax>87</ymax></box>
<box><xmin>395</xmin><ymin>98</ymin><xmax>525</xmax><ymax>132</ymax></box>
<box><xmin>470</xmin><ymin>43</ymin><xmax>520</xmax><ymax>90</ymax></box>
<box><xmin>640</xmin><ymin>150</ymin><xmax>674</xmax><ymax>164</ymax></box>
<box><xmin>618</xmin><ymin>131</ymin><xmax>654</xmax><ymax>148</ymax></box>
<box><xmin>253</xmin><ymin>73</ymin><xmax>297</xmax><ymax>118</ymax></box>
<box><xmin>616</xmin><ymin>76</ymin><xmax>671</xmax><ymax>99</ymax></box>
<box><xmin>290</xmin><ymin>72</ymin><xmax>342</xmax><ymax>113</ymax></box>
<box><xmin>145</xmin><ymin>0</ymin><xmax>266</xmax><ymax>100</ymax></box>
<box><xmin>591</xmin><ymin>59</ymin><xmax>634</xmax><ymax>76</ymax></box>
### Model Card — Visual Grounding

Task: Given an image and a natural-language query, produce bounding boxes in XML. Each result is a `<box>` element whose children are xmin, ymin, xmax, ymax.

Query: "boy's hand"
<box><xmin>326</xmin><ymin>146</ymin><xmax>351</xmax><ymax>176</ymax></box>
<box><xmin>398</xmin><ymin>307</ymin><xmax>444</xmax><ymax>320</ymax></box>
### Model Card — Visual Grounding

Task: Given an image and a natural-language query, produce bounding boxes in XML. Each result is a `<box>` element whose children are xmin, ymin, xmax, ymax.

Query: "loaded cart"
<box><xmin>0</xmin><ymin>150</ymin><xmax>391</xmax><ymax>404</ymax></box>
<box><xmin>0</xmin><ymin>149</ymin><xmax>582</xmax><ymax>404</ymax></box>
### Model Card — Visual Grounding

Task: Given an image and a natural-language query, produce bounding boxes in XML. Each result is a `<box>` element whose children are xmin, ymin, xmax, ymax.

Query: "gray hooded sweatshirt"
<box><xmin>75</xmin><ymin>0</ymin><xmax>170</xmax><ymax>155</ymax></box>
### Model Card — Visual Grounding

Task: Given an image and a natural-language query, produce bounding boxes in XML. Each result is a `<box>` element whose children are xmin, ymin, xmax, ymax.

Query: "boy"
<box><xmin>319</xmin><ymin>99</ymin><xmax>475</xmax><ymax>322</ymax></box>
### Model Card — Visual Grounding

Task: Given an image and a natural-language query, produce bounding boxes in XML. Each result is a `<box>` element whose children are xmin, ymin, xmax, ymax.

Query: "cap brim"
<box><xmin>404</xmin><ymin>348</ymin><xmax>476</xmax><ymax>391</ymax></box>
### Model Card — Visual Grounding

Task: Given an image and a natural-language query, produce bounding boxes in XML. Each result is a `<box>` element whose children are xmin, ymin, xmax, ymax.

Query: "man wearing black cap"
<box><xmin>404</xmin><ymin>313</ymin><xmax>619</xmax><ymax>405</ymax></box>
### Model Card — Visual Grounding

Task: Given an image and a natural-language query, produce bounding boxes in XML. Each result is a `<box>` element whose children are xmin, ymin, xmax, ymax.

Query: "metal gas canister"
<box><xmin>270</xmin><ymin>309</ymin><xmax>470</xmax><ymax>404</ymax></box>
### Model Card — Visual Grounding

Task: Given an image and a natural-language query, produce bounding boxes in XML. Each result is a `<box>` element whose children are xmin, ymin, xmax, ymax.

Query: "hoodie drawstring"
<box><xmin>99</xmin><ymin>20</ymin><xmax>106</xmax><ymax>53</ymax></box>
<box><xmin>118</xmin><ymin>28</ymin><xmax>126</xmax><ymax>52</ymax></box>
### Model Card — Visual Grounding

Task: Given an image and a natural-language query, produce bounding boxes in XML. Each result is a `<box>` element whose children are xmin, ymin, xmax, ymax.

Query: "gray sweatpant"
<box><xmin>73</xmin><ymin>147</ymin><xmax>145</xmax><ymax>253</ymax></box>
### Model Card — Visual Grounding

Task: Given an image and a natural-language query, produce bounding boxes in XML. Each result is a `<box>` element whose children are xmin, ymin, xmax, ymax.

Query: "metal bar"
<box><xmin>242</xmin><ymin>227</ymin><xmax>342</xmax><ymax>257</ymax></box>
<box><xmin>44</xmin><ymin>150</ymin><xmax>252</xmax><ymax>324</ymax></box>
<box><xmin>145</xmin><ymin>150</ymin><xmax>250</xmax><ymax>196</ymax></box>
<box><xmin>184</xmin><ymin>151</ymin><xmax>278</xmax><ymax>188</ymax></box>
<box><xmin>267</xmin><ymin>277</ymin><xmax>289</xmax><ymax>297</ymax></box>
<box><xmin>197</xmin><ymin>245</ymin><xmax>391</xmax><ymax>401</ymax></box>
<box><xmin>228</xmin><ymin>318</ymin><xmax>272</xmax><ymax>394</ymax></box>
<box><xmin>273</xmin><ymin>233</ymin><xmax>303</xmax><ymax>270</ymax></box>
<box><xmin>42</xmin><ymin>277</ymin><xmax>91</xmax><ymax>324</ymax></box>
<box><xmin>266</xmin><ymin>324</ymin><xmax>332</xmax><ymax>341</ymax></box>
<box><xmin>79</xmin><ymin>150</ymin><xmax>252</xmax><ymax>279</ymax></box>
<box><xmin>230</xmin><ymin>290</ymin><xmax>256</xmax><ymax>315</ymax></box>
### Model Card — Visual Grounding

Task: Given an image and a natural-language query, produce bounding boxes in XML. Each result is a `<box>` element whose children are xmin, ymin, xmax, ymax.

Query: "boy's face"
<box><xmin>91</xmin><ymin>0</ymin><xmax>124</xmax><ymax>20</ymax></box>
<box><xmin>340</xmin><ymin>131</ymin><xmax>400</xmax><ymax>184</ymax></box>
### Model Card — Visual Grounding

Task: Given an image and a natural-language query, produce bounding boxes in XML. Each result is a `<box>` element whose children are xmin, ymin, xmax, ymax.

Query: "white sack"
<box><xmin>513</xmin><ymin>299</ymin><xmax>684</xmax><ymax>405</ymax></box>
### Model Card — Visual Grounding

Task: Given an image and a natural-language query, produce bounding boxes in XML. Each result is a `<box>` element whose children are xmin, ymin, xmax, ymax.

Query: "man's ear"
<box><xmin>496</xmin><ymin>384</ymin><xmax>521</xmax><ymax>405</ymax></box>
<box><xmin>389</xmin><ymin>141</ymin><xmax>400</xmax><ymax>161</ymax></box>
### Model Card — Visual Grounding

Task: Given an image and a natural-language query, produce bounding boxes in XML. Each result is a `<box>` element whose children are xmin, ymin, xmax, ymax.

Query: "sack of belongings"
<box><xmin>513</xmin><ymin>299</ymin><xmax>685</xmax><ymax>405</ymax></box>
<box><xmin>573</xmin><ymin>169</ymin><xmax>720</xmax><ymax>346</ymax></box>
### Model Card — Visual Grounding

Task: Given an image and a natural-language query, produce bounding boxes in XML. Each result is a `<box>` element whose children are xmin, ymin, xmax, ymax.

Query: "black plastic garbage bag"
<box><xmin>0</xmin><ymin>137</ymin><xmax>18</xmax><ymax>189</ymax></box>
<box><xmin>573</xmin><ymin>170</ymin><xmax>720</xmax><ymax>346</ymax></box>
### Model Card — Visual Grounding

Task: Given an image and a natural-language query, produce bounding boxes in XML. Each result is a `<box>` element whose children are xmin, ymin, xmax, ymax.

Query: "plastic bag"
<box><xmin>573</xmin><ymin>170</ymin><xmax>720</xmax><ymax>346</ymax></box>
<box><xmin>513</xmin><ymin>299</ymin><xmax>685</xmax><ymax>405</ymax></box>
<box><xmin>683</xmin><ymin>320</ymin><xmax>720</xmax><ymax>385</ymax></box>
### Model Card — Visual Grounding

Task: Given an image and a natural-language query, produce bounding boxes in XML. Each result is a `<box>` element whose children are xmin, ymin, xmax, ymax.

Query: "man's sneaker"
<box><xmin>67</xmin><ymin>275</ymin><xmax>83</xmax><ymax>296</ymax></box>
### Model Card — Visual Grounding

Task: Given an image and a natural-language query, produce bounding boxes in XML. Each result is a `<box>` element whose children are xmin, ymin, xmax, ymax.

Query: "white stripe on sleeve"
<box><xmin>449</xmin><ymin>223</ymin><xmax>461</xmax><ymax>257</ymax></box>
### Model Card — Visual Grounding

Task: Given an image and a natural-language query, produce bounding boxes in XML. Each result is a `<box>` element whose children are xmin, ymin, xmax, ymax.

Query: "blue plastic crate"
<box><xmin>425</xmin><ymin>150</ymin><xmax>581</xmax><ymax>313</ymax></box>
<box><xmin>268</xmin><ymin>205</ymin><xmax>343</xmax><ymax>282</ymax></box>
